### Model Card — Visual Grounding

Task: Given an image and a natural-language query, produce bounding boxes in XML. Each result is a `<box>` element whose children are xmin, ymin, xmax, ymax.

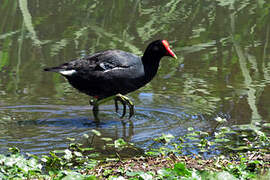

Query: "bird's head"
<box><xmin>144</xmin><ymin>40</ymin><xmax>177</xmax><ymax>60</ymax></box>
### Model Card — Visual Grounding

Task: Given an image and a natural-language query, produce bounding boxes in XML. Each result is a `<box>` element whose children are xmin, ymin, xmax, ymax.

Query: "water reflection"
<box><xmin>0</xmin><ymin>104</ymin><xmax>203</xmax><ymax>155</ymax></box>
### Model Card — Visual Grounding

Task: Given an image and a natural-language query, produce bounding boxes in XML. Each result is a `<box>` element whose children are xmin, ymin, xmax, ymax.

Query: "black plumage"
<box><xmin>44</xmin><ymin>40</ymin><xmax>177</xmax><ymax>119</ymax></box>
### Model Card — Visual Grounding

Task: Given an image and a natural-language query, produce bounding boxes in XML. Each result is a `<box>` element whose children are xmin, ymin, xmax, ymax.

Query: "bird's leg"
<box><xmin>89</xmin><ymin>98</ymin><xmax>99</xmax><ymax>121</ymax></box>
<box><xmin>90</xmin><ymin>96</ymin><xmax>117</xmax><ymax>119</ymax></box>
<box><xmin>115</xmin><ymin>94</ymin><xmax>134</xmax><ymax>119</ymax></box>
<box><xmin>89</xmin><ymin>94</ymin><xmax>134</xmax><ymax>119</ymax></box>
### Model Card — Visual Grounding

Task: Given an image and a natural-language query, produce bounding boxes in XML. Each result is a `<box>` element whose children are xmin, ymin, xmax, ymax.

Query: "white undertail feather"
<box><xmin>59</xmin><ymin>69</ymin><xmax>77</xmax><ymax>76</ymax></box>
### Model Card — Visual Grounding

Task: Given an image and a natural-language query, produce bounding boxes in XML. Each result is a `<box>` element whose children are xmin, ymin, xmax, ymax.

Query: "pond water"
<box><xmin>0</xmin><ymin>0</ymin><xmax>270</xmax><ymax>156</ymax></box>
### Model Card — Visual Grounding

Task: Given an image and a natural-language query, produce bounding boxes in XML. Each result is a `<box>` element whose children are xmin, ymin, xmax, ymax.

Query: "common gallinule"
<box><xmin>44</xmin><ymin>40</ymin><xmax>177</xmax><ymax>120</ymax></box>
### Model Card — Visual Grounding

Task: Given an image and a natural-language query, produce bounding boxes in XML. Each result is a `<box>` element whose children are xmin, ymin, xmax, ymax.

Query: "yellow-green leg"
<box><xmin>114</xmin><ymin>94</ymin><xmax>134</xmax><ymax>118</ymax></box>
<box><xmin>89</xmin><ymin>93</ymin><xmax>134</xmax><ymax>120</ymax></box>
<box><xmin>89</xmin><ymin>98</ymin><xmax>100</xmax><ymax>121</ymax></box>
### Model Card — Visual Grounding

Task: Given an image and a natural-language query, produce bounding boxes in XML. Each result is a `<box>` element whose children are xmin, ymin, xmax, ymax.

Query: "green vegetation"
<box><xmin>2</xmin><ymin>149</ymin><xmax>269</xmax><ymax>179</ymax></box>
<box><xmin>1</xmin><ymin>119</ymin><xmax>270</xmax><ymax>179</ymax></box>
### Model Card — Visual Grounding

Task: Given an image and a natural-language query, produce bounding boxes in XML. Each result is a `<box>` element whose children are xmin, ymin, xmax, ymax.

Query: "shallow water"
<box><xmin>0</xmin><ymin>0</ymin><xmax>270</xmax><ymax>155</ymax></box>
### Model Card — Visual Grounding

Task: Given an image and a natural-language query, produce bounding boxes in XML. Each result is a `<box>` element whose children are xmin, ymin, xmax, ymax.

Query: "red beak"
<box><xmin>162</xmin><ymin>40</ymin><xmax>177</xmax><ymax>59</ymax></box>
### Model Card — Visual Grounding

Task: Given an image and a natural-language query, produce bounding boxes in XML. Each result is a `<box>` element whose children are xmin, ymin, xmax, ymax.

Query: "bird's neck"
<box><xmin>141</xmin><ymin>54</ymin><xmax>162</xmax><ymax>81</ymax></box>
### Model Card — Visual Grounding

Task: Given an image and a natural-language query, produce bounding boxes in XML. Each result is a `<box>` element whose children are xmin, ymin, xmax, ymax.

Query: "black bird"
<box><xmin>44</xmin><ymin>40</ymin><xmax>177</xmax><ymax>120</ymax></box>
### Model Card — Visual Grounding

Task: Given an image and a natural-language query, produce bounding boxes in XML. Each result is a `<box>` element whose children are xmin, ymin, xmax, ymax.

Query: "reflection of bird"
<box><xmin>44</xmin><ymin>40</ymin><xmax>177</xmax><ymax>120</ymax></box>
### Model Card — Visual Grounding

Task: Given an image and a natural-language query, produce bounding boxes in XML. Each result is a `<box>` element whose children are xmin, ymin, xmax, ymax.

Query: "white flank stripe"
<box><xmin>59</xmin><ymin>69</ymin><xmax>77</xmax><ymax>76</ymax></box>
<box><xmin>103</xmin><ymin>67</ymin><xmax>125</xmax><ymax>73</ymax></box>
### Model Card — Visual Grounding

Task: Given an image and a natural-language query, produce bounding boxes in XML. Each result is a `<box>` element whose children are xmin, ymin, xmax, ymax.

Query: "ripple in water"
<box><xmin>0</xmin><ymin>104</ymin><xmax>205</xmax><ymax>155</ymax></box>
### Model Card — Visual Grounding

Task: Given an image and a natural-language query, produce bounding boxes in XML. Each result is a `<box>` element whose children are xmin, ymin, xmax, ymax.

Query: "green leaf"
<box><xmin>139</xmin><ymin>172</ymin><xmax>153</xmax><ymax>180</ymax></box>
<box><xmin>114</xmin><ymin>138</ymin><xmax>127</xmax><ymax>149</ymax></box>
<box><xmin>173</xmin><ymin>162</ymin><xmax>192</xmax><ymax>177</ymax></box>
<box><xmin>126</xmin><ymin>171</ymin><xmax>139</xmax><ymax>177</ymax></box>
<box><xmin>64</xmin><ymin>149</ymin><xmax>73</xmax><ymax>160</ymax></box>
<box><xmin>66</xmin><ymin>137</ymin><xmax>76</xmax><ymax>141</ymax></box>
<box><xmin>101</xmin><ymin>137</ymin><xmax>113</xmax><ymax>142</ymax></box>
<box><xmin>154</xmin><ymin>134</ymin><xmax>175</xmax><ymax>144</ymax></box>
<box><xmin>8</xmin><ymin>147</ymin><xmax>20</xmax><ymax>154</ymax></box>
<box><xmin>215</xmin><ymin>117</ymin><xmax>227</xmax><ymax>123</ymax></box>
<box><xmin>157</xmin><ymin>169</ymin><xmax>174</xmax><ymax>177</ymax></box>
<box><xmin>74</xmin><ymin>151</ymin><xmax>82</xmax><ymax>157</ymax></box>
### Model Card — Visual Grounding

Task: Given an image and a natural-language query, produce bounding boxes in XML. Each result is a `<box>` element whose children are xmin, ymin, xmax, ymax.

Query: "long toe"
<box><xmin>115</xmin><ymin>94</ymin><xmax>134</xmax><ymax>119</ymax></box>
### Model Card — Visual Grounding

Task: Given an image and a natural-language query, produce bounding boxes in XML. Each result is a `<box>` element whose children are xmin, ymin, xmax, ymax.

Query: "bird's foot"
<box><xmin>90</xmin><ymin>94</ymin><xmax>134</xmax><ymax>120</ymax></box>
<box><xmin>114</xmin><ymin>94</ymin><xmax>134</xmax><ymax>119</ymax></box>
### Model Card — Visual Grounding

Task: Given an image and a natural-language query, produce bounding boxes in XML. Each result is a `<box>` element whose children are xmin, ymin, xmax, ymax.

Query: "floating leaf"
<box><xmin>154</xmin><ymin>134</ymin><xmax>175</xmax><ymax>144</ymax></box>
<box><xmin>114</xmin><ymin>138</ymin><xmax>127</xmax><ymax>149</ymax></box>
<box><xmin>101</xmin><ymin>137</ymin><xmax>113</xmax><ymax>142</ymax></box>
<box><xmin>64</xmin><ymin>149</ymin><xmax>72</xmax><ymax>160</ymax></box>
<box><xmin>215</xmin><ymin>117</ymin><xmax>227</xmax><ymax>123</ymax></box>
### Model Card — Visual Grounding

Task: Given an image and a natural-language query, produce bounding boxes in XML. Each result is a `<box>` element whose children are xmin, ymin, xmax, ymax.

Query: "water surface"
<box><xmin>0</xmin><ymin>0</ymin><xmax>270</xmax><ymax>155</ymax></box>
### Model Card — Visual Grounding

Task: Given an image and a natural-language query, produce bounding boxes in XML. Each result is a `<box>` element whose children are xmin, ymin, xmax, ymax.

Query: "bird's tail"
<box><xmin>43</xmin><ymin>67</ymin><xmax>64</xmax><ymax>72</ymax></box>
<box><xmin>44</xmin><ymin>66</ymin><xmax>76</xmax><ymax>76</ymax></box>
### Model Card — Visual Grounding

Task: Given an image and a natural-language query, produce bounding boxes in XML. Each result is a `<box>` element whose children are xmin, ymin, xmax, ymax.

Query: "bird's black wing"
<box><xmin>73</xmin><ymin>50</ymin><xmax>139</xmax><ymax>72</ymax></box>
<box><xmin>44</xmin><ymin>50</ymin><xmax>140</xmax><ymax>75</ymax></box>
<box><xmin>44</xmin><ymin>50</ymin><xmax>145</xmax><ymax>98</ymax></box>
